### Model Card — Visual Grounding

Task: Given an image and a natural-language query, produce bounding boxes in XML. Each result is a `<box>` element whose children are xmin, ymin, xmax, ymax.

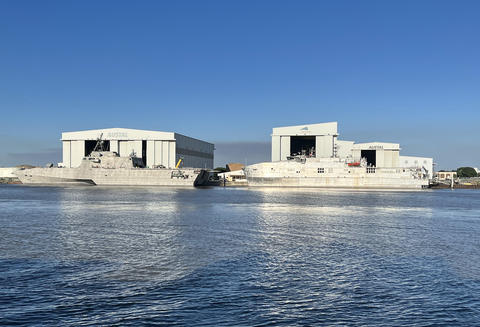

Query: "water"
<box><xmin>0</xmin><ymin>185</ymin><xmax>479</xmax><ymax>326</ymax></box>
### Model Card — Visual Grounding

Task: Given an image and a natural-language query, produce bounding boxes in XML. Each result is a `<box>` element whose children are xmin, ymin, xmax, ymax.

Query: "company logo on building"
<box><xmin>107</xmin><ymin>132</ymin><xmax>128</xmax><ymax>138</ymax></box>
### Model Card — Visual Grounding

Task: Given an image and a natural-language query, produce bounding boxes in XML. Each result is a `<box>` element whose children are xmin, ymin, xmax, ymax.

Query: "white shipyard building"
<box><xmin>61</xmin><ymin>128</ymin><xmax>214</xmax><ymax>169</ymax></box>
<box><xmin>244</xmin><ymin>121</ymin><xmax>432</xmax><ymax>188</ymax></box>
<box><xmin>270</xmin><ymin>122</ymin><xmax>433</xmax><ymax>179</ymax></box>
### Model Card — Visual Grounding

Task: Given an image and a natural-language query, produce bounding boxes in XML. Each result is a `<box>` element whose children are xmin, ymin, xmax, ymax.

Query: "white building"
<box><xmin>217</xmin><ymin>170</ymin><xmax>246</xmax><ymax>182</ymax></box>
<box><xmin>271</xmin><ymin>122</ymin><xmax>434</xmax><ymax>178</ymax></box>
<box><xmin>61</xmin><ymin>128</ymin><xmax>214</xmax><ymax>169</ymax></box>
<box><xmin>271</xmin><ymin>122</ymin><xmax>338</xmax><ymax>161</ymax></box>
<box><xmin>436</xmin><ymin>171</ymin><xmax>457</xmax><ymax>181</ymax></box>
<box><xmin>399</xmin><ymin>156</ymin><xmax>434</xmax><ymax>180</ymax></box>
<box><xmin>352</xmin><ymin>142</ymin><xmax>400</xmax><ymax>168</ymax></box>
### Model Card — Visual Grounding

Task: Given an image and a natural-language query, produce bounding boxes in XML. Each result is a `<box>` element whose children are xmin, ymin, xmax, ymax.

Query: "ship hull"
<box><xmin>246</xmin><ymin>176</ymin><xmax>428</xmax><ymax>189</ymax></box>
<box><xmin>15</xmin><ymin>167</ymin><xmax>209</xmax><ymax>187</ymax></box>
<box><xmin>244</xmin><ymin>159</ymin><xmax>429</xmax><ymax>190</ymax></box>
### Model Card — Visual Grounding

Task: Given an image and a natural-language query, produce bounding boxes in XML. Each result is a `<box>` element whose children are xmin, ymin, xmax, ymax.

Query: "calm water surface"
<box><xmin>0</xmin><ymin>185</ymin><xmax>479</xmax><ymax>326</ymax></box>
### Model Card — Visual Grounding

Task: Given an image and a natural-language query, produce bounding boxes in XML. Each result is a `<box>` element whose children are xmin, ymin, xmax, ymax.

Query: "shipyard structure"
<box><xmin>270</xmin><ymin>122</ymin><xmax>433</xmax><ymax>179</ymax></box>
<box><xmin>15</xmin><ymin>127</ymin><xmax>214</xmax><ymax>186</ymax></box>
<box><xmin>244</xmin><ymin>122</ymin><xmax>432</xmax><ymax>189</ymax></box>
<box><xmin>61</xmin><ymin>128</ymin><xmax>214</xmax><ymax>169</ymax></box>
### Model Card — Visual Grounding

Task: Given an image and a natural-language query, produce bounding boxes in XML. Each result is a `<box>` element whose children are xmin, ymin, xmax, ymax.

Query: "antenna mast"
<box><xmin>93</xmin><ymin>133</ymin><xmax>105</xmax><ymax>152</ymax></box>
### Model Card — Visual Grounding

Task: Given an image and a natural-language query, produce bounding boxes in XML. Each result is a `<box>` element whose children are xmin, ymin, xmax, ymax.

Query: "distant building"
<box><xmin>61</xmin><ymin>128</ymin><xmax>214</xmax><ymax>169</ymax></box>
<box><xmin>436</xmin><ymin>171</ymin><xmax>457</xmax><ymax>181</ymax></box>
<box><xmin>218</xmin><ymin>170</ymin><xmax>246</xmax><ymax>182</ymax></box>
<box><xmin>226</xmin><ymin>163</ymin><xmax>245</xmax><ymax>172</ymax></box>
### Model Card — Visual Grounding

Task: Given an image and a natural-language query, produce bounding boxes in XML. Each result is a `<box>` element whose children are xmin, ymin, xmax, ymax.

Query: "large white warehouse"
<box><xmin>61</xmin><ymin>128</ymin><xmax>214</xmax><ymax>169</ymax></box>
<box><xmin>271</xmin><ymin>122</ymin><xmax>434</xmax><ymax>179</ymax></box>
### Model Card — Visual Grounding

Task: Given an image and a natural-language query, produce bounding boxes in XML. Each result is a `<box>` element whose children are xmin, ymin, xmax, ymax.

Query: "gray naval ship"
<box><xmin>14</xmin><ymin>139</ymin><xmax>210</xmax><ymax>187</ymax></box>
<box><xmin>244</xmin><ymin>154</ymin><xmax>429</xmax><ymax>189</ymax></box>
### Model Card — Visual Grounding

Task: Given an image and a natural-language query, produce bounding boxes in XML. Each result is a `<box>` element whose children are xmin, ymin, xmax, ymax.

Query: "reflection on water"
<box><xmin>0</xmin><ymin>185</ymin><xmax>479</xmax><ymax>326</ymax></box>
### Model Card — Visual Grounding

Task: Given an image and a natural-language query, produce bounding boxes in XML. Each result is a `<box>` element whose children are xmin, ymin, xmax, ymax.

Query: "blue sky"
<box><xmin>1</xmin><ymin>0</ymin><xmax>479</xmax><ymax>169</ymax></box>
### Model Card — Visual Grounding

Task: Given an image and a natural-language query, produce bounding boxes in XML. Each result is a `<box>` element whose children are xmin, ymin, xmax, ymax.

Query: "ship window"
<box><xmin>317</xmin><ymin>168</ymin><xmax>324</xmax><ymax>173</ymax></box>
<box><xmin>296</xmin><ymin>170</ymin><xmax>300</xmax><ymax>173</ymax></box>
<box><xmin>366</xmin><ymin>167</ymin><xmax>376</xmax><ymax>174</ymax></box>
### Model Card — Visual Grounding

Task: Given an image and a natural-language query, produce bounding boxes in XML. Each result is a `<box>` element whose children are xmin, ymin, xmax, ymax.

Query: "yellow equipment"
<box><xmin>175</xmin><ymin>158</ymin><xmax>182</xmax><ymax>168</ymax></box>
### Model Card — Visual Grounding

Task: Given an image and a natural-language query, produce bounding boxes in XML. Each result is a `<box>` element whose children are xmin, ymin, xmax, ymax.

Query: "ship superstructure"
<box><xmin>245</xmin><ymin>155</ymin><xmax>429</xmax><ymax>189</ymax></box>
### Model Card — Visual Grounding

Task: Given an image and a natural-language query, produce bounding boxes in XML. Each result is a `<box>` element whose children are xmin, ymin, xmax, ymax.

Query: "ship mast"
<box><xmin>92</xmin><ymin>133</ymin><xmax>106</xmax><ymax>152</ymax></box>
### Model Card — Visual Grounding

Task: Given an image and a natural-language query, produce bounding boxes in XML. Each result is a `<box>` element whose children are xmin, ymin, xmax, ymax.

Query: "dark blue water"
<box><xmin>0</xmin><ymin>185</ymin><xmax>479</xmax><ymax>326</ymax></box>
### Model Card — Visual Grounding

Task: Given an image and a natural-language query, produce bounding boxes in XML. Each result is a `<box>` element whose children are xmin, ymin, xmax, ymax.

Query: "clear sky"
<box><xmin>1</xmin><ymin>0</ymin><xmax>479</xmax><ymax>169</ymax></box>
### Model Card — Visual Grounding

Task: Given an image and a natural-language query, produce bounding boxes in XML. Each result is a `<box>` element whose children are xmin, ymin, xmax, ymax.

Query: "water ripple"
<box><xmin>0</xmin><ymin>186</ymin><xmax>479</xmax><ymax>326</ymax></box>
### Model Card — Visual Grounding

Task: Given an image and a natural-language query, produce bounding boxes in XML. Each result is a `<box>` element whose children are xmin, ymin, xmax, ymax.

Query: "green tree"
<box><xmin>456</xmin><ymin>167</ymin><xmax>478</xmax><ymax>178</ymax></box>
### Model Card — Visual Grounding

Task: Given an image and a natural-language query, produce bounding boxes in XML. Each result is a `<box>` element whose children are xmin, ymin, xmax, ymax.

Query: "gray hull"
<box><xmin>15</xmin><ymin>167</ymin><xmax>208</xmax><ymax>186</ymax></box>
<box><xmin>247</xmin><ymin>176</ymin><xmax>428</xmax><ymax>189</ymax></box>
<box><xmin>244</xmin><ymin>158</ymin><xmax>430</xmax><ymax>190</ymax></box>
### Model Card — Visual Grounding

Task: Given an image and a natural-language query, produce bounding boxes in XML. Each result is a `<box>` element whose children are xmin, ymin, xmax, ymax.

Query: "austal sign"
<box><xmin>369</xmin><ymin>145</ymin><xmax>384</xmax><ymax>149</ymax></box>
<box><xmin>106</xmin><ymin>132</ymin><xmax>129</xmax><ymax>139</ymax></box>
